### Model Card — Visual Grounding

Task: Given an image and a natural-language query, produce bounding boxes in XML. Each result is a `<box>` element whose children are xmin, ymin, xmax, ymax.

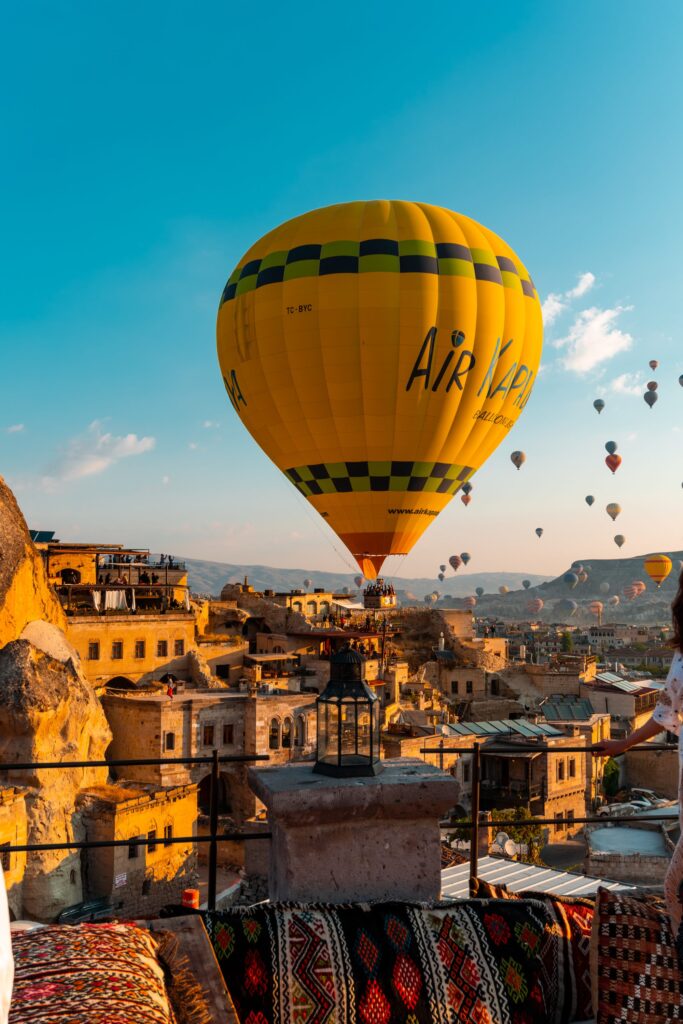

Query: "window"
<box><xmin>0</xmin><ymin>845</ymin><xmax>10</xmax><ymax>871</ymax></box>
<box><xmin>451</xmin><ymin>681</ymin><xmax>459</xmax><ymax>695</ymax></box>
<box><xmin>174</xmin><ymin>639</ymin><xmax>185</xmax><ymax>656</ymax></box>
<box><xmin>555</xmin><ymin>813</ymin><xmax>564</xmax><ymax>832</ymax></box>
<box><xmin>463</xmin><ymin>761</ymin><xmax>471</xmax><ymax>784</ymax></box>
<box><xmin>134</xmin><ymin>640</ymin><xmax>146</xmax><ymax>659</ymax></box>
<box><xmin>164</xmin><ymin>825</ymin><xmax>173</xmax><ymax>846</ymax></box>
<box><xmin>306</xmin><ymin>601</ymin><xmax>317</xmax><ymax>616</ymax></box>
<box><xmin>282</xmin><ymin>717</ymin><xmax>292</xmax><ymax>749</ymax></box>
<box><xmin>203</xmin><ymin>724</ymin><xmax>215</xmax><ymax>746</ymax></box>
<box><xmin>223</xmin><ymin>723</ymin><xmax>234</xmax><ymax>745</ymax></box>
<box><xmin>157</xmin><ymin>640</ymin><xmax>168</xmax><ymax>658</ymax></box>
<box><xmin>164</xmin><ymin>732</ymin><xmax>175</xmax><ymax>751</ymax></box>
<box><xmin>556</xmin><ymin>760</ymin><xmax>565</xmax><ymax>782</ymax></box>
<box><xmin>269</xmin><ymin>718</ymin><xmax>280</xmax><ymax>750</ymax></box>
<box><xmin>490</xmin><ymin>677</ymin><xmax>500</xmax><ymax>696</ymax></box>
<box><xmin>295</xmin><ymin>716</ymin><xmax>306</xmax><ymax>746</ymax></box>
<box><xmin>566</xmin><ymin>809</ymin><xmax>575</xmax><ymax>827</ymax></box>
<box><xmin>87</xmin><ymin>641</ymin><xmax>100</xmax><ymax>661</ymax></box>
<box><xmin>466</xmin><ymin>680</ymin><xmax>473</xmax><ymax>695</ymax></box>
<box><xmin>142</xmin><ymin>878</ymin><xmax>152</xmax><ymax>895</ymax></box>
<box><xmin>69</xmin><ymin>869</ymin><xmax>77</xmax><ymax>885</ymax></box>
<box><xmin>569</xmin><ymin>758</ymin><xmax>576</xmax><ymax>778</ymax></box>
<box><xmin>128</xmin><ymin>839</ymin><xmax>140</xmax><ymax>859</ymax></box>
<box><xmin>147</xmin><ymin>829</ymin><xmax>157</xmax><ymax>853</ymax></box>
<box><xmin>111</xmin><ymin>641</ymin><xmax>123</xmax><ymax>660</ymax></box>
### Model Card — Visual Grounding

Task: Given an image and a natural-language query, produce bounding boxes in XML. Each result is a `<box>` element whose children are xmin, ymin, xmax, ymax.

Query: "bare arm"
<box><xmin>593</xmin><ymin>715</ymin><xmax>666</xmax><ymax>758</ymax></box>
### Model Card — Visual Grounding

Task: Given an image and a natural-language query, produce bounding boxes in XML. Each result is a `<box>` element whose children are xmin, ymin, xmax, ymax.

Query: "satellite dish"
<box><xmin>504</xmin><ymin>839</ymin><xmax>519</xmax><ymax>858</ymax></box>
<box><xmin>495</xmin><ymin>831</ymin><xmax>510</xmax><ymax>847</ymax></box>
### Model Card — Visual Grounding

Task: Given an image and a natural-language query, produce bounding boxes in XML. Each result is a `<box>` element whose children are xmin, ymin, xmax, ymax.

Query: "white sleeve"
<box><xmin>0</xmin><ymin>868</ymin><xmax>14</xmax><ymax>1024</ymax></box>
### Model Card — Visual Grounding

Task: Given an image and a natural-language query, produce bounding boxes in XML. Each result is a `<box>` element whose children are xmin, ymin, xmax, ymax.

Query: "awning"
<box><xmin>332</xmin><ymin>599</ymin><xmax>365</xmax><ymax>611</ymax></box>
<box><xmin>245</xmin><ymin>653</ymin><xmax>296</xmax><ymax>662</ymax></box>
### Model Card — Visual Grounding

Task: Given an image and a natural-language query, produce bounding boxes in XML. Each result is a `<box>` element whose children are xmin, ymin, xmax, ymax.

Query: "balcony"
<box><xmin>479</xmin><ymin>778</ymin><xmax>545</xmax><ymax>811</ymax></box>
<box><xmin>56</xmin><ymin>583</ymin><xmax>191</xmax><ymax>617</ymax></box>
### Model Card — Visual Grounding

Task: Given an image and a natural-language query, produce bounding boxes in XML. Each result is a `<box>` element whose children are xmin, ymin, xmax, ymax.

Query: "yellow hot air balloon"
<box><xmin>643</xmin><ymin>554</ymin><xmax>673</xmax><ymax>588</ymax></box>
<box><xmin>216</xmin><ymin>200</ymin><xmax>543</xmax><ymax>577</ymax></box>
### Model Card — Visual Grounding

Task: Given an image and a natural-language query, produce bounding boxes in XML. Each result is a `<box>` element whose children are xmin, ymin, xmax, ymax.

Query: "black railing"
<box><xmin>0</xmin><ymin>751</ymin><xmax>270</xmax><ymax>912</ymax></box>
<box><xmin>421</xmin><ymin>740</ymin><xmax>679</xmax><ymax>894</ymax></box>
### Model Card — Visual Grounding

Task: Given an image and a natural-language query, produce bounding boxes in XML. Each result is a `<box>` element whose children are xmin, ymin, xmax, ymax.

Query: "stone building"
<box><xmin>539</xmin><ymin>695</ymin><xmax>611</xmax><ymax>808</ymax></box>
<box><xmin>102</xmin><ymin>688</ymin><xmax>317</xmax><ymax>824</ymax></box>
<box><xmin>78</xmin><ymin>781</ymin><xmax>198</xmax><ymax>918</ymax></box>
<box><xmin>0</xmin><ymin>787</ymin><xmax>28</xmax><ymax>920</ymax></box>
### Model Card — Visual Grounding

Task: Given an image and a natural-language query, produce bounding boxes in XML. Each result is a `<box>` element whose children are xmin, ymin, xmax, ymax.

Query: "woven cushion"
<box><xmin>591</xmin><ymin>886</ymin><xmax>683</xmax><ymax>1023</ymax></box>
<box><xmin>471</xmin><ymin>876</ymin><xmax>594</xmax><ymax>1022</ymax></box>
<box><xmin>10</xmin><ymin>923</ymin><xmax>178</xmax><ymax>1023</ymax></box>
<box><xmin>205</xmin><ymin>899</ymin><xmax>566</xmax><ymax>1023</ymax></box>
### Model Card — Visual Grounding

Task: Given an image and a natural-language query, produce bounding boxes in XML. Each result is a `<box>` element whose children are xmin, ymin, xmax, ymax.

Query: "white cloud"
<box><xmin>566</xmin><ymin>272</ymin><xmax>596</xmax><ymax>299</ymax></box>
<box><xmin>609</xmin><ymin>372</ymin><xmax>644</xmax><ymax>396</ymax></box>
<box><xmin>542</xmin><ymin>271</ymin><xmax>596</xmax><ymax>327</ymax></box>
<box><xmin>555</xmin><ymin>306</ymin><xmax>633</xmax><ymax>374</ymax></box>
<box><xmin>162</xmin><ymin>475</ymin><xmax>171</xmax><ymax>485</ymax></box>
<box><xmin>6</xmin><ymin>424</ymin><xmax>24</xmax><ymax>434</ymax></box>
<box><xmin>188</xmin><ymin>442</ymin><xmax>198</xmax><ymax>451</ymax></box>
<box><xmin>42</xmin><ymin>421</ymin><xmax>155</xmax><ymax>488</ymax></box>
<box><xmin>202</xmin><ymin>420</ymin><xmax>220</xmax><ymax>429</ymax></box>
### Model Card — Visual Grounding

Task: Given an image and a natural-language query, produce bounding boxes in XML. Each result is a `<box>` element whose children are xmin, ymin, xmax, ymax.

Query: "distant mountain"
<box><xmin>178</xmin><ymin>556</ymin><xmax>551</xmax><ymax>601</ymax></box>
<box><xmin>463</xmin><ymin>550</ymin><xmax>683</xmax><ymax>624</ymax></box>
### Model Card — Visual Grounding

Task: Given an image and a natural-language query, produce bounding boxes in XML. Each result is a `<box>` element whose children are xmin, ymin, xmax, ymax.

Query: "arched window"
<box><xmin>306</xmin><ymin>601</ymin><xmax>317</xmax><ymax>616</ymax></box>
<box><xmin>269</xmin><ymin>718</ymin><xmax>281</xmax><ymax>750</ymax></box>
<box><xmin>319</xmin><ymin>601</ymin><xmax>330</xmax><ymax>616</ymax></box>
<box><xmin>295</xmin><ymin>716</ymin><xmax>306</xmax><ymax>747</ymax></box>
<box><xmin>282</xmin><ymin>717</ymin><xmax>292</xmax><ymax>749</ymax></box>
<box><xmin>273</xmin><ymin>645</ymin><xmax>285</xmax><ymax>654</ymax></box>
<box><xmin>292</xmin><ymin>601</ymin><xmax>303</xmax><ymax>614</ymax></box>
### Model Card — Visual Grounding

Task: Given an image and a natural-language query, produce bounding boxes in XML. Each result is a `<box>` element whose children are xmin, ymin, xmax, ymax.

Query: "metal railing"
<box><xmin>1</xmin><ymin>751</ymin><xmax>270</xmax><ymax>911</ymax></box>
<box><xmin>421</xmin><ymin>740</ymin><xmax>680</xmax><ymax>895</ymax></box>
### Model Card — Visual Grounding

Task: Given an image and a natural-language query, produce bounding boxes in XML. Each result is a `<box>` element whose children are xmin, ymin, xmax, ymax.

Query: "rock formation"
<box><xmin>0</xmin><ymin>475</ymin><xmax>66</xmax><ymax>648</ymax></box>
<box><xmin>0</xmin><ymin>631</ymin><xmax>111</xmax><ymax>920</ymax></box>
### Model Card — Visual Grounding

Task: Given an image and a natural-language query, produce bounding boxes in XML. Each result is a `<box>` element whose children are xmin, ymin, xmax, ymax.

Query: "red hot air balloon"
<box><xmin>623</xmin><ymin>584</ymin><xmax>638</xmax><ymax>601</ymax></box>
<box><xmin>464</xmin><ymin>596</ymin><xmax>477</xmax><ymax>608</ymax></box>
<box><xmin>589</xmin><ymin>600</ymin><xmax>604</xmax><ymax>621</ymax></box>
<box><xmin>449</xmin><ymin>555</ymin><xmax>462</xmax><ymax>572</ymax></box>
<box><xmin>461</xmin><ymin>494</ymin><xmax>472</xmax><ymax>507</ymax></box>
<box><xmin>605</xmin><ymin>454</ymin><xmax>622</xmax><ymax>474</ymax></box>
<box><xmin>527</xmin><ymin>598</ymin><xmax>544</xmax><ymax>615</ymax></box>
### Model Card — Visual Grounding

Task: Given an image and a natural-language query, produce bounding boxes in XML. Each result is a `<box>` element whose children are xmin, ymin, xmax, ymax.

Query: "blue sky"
<box><xmin>2</xmin><ymin>1</ymin><xmax>682</xmax><ymax>579</ymax></box>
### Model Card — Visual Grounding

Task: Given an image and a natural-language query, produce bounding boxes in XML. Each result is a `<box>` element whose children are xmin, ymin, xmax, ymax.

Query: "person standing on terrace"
<box><xmin>595</xmin><ymin>569</ymin><xmax>683</xmax><ymax>937</ymax></box>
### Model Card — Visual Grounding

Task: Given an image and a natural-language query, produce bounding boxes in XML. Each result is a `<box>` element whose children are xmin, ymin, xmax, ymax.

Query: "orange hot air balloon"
<box><xmin>589</xmin><ymin>600</ymin><xmax>604</xmax><ymax>620</ymax></box>
<box><xmin>216</xmin><ymin>200</ymin><xmax>542</xmax><ymax>578</ymax></box>
<box><xmin>605</xmin><ymin>454</ymin><xmax>622</xmax><ymax>474</ymax></box>
<box><xmin>461</xmin><ymin>494</ymin><xmax>472</xmax><ymax>507</ymax></box>
<box><xmin>527</xmin><ymin>597</ymin><xmax>544</xmax><ymax>615</ymax></box>
<box><xmin>644</xmin><ymin>554</ymin><xmax>673</xmax><ymax>588</ymax></box>
<box><xmin>464</xmin><ymin>596</ymin><xmax>477</xmax><ymax>608</ymax></box>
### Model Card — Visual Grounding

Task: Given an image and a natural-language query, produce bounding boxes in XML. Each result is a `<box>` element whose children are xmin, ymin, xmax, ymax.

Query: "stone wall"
<box><xmin>0</xmin><ymin>788</ymin><xmax>27</xmax><ymax>920</ymax></box>
<box><xmin>623</xmin><ymin>745</ymin><xmax>680</xmax><ymax>800</ymax></box>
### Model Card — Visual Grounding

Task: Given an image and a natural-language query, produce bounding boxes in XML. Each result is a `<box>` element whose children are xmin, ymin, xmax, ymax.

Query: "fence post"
<box><xmin>469</xmin><ymin>742</ymin><xmax>480</xmax><ymax>897</ymax></box>
<box><xmin>208</xmin><ymin>749</ymin><xmax>219</xmax><ymax>912</ymax></box>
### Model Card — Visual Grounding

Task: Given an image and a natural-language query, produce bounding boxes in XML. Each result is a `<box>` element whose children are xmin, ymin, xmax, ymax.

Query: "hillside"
<box><xmin>179</xmin><ymin>556</ymin><xmax>550</xmax><ymax>601</ymax></box>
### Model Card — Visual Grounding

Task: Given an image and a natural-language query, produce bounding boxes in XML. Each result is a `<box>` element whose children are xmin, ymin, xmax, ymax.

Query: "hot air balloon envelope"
<box><xmin>649</xmin><ymin>360</ymin><xmax>659</xmax><ymax>370</ymax></box>
<box><xmin>605</xmin><ymin>441</ymin><xmax>618</xmax><ymax>455</ymax></box>
<box><xmin>606</xmin><ymin>503</ymin><xmax>621</xmax><ymax>521</ymax></box>
<box><xmin>585</xmin><ymin>495</ymin><xmax>595</xmax><ymax>506</ymax></box>
<box><xmin>499</xmin><ymin>585</ymin><xmax>509</xmax><ymax>595</ymax></box>
<box><xmin>461</xmin><ymin>482</ymin><xmax>473</xmax><ymax>496</ymax></box>
<box><xmin>464</xmin><ymin>596</ymin><xmax>477</xmax><ymax>608</ymax></box>
<box><xmin>475</xmin><ymin>586</ymin><xmax>485</xmax><ymax>597</ymax></box>
<box><xmin>644</xmin><ymin>391</ymin><xmax>658</xmax><ymax>408</ymax></box>
<box><xmin>217</xmin><ymin>200</ymin><xmax>543</xmax><ymax>578</ymax></box>
<box><xmin>511</xmin><ymin>451</ymin><xmax>526</xmax><ymax>470</ymax></box>
<box><xmin>593</xmin><ymin>399</ymin><xmax>605</xmax><ymax>414</ymax></box>
<box><xmin>438</xmin><ymin>572</ymin><xmax>445</xmax><ymax>582</ymax></box>
<box><xmin>535</xmin><ymin>528</ymin><xmax>543</xmax><ymax>538</ymax></box>
<box><xmin>599</xmin><ymin>581</ymin><xmax>610</xmax><ymax>594</ymax></box>
<box><xmin>644</xmin><ymin>554</ymin><xmax>673</xmax><ymax>588</ymax></box>
<box><xmin>614</xmin><ymin>534</ymin><xmax>625</xmax><ymax>548</ymax></box>
<box><xmin>460</xmin><ymin>552</ymin><xmax>471</xmax><ymax>565</ymax></box>
<box><xmin>564</xmin><ymin>572</ymin><xmax>579</xmax><ymax>589</ymax></box>
<box><xmin>609</xmin><ymin>595</ymin><xmax>620</xmax><ymax>606</ymax></box>
<box><xmin>647</xmin><ymin>381</ymin><xmax>658</xmax><ymax>391</ymax></box>
<box><xmin>522</xmin><ymin>579</ymin><xmax>531</xmax><ymax>589</ymax></box>
<box><xmin>527</xmin><ymin>598</ymin><xmax>544</xmax><ymax>614</ymax></box>
<box><xmin>439</xmin><ymin>564</ymin><xmax>447</xmax><ymax>573</ymax></box>
<box><xmin>606</xmin><ymin>454</ymin><xmax>622</xmax><ymax>474</ymax></box>
<box><xmin>354</xmin><ymin>575</ymin><xmax>364</xmax><ymax>588</ymax></box>
<box><xmin>449</xmin><ymin>555</ymin><xmax>462</xmax><ymax>572</ymax></box>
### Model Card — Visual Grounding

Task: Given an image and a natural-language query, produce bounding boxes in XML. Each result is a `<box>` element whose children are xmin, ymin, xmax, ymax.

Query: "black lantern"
<box><xmin>314</xmin><ymin>644</ymin><xmax>382</xmax><ymax>777</ymax></box>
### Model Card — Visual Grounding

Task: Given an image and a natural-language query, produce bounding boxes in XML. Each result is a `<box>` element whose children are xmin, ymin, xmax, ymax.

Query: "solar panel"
<box><xmin>29</xmin><ymin>530</ymin><xmax>55</xmax><ymax>543</ymax></box>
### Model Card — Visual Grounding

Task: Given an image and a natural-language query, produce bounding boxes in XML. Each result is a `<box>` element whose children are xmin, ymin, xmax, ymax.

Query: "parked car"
<box><xmin>596</xmin><ymin>802</ymin><xmax>638</xmax><ymax>817</ymax></box>
<box><xmin>629</xmin><ymin>788</ymin><xmax>671</xmax><ymax>807</ymax></box>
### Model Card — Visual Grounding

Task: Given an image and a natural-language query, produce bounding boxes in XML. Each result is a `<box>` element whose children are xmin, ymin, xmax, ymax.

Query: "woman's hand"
<box><xmin>591</xmin><ymin>738</ymin><xmax>628</xmax><ymax>757</ymax></box>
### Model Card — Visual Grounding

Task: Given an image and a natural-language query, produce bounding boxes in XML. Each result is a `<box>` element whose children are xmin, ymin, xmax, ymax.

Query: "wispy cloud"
<box><xmin>42</xmin><ymin>421</ymin><xmax>155</xmax><ymax>489</ymax></box>
<box><xmin>608</xmin><ymin>371</ymin><xmax>644</xmax><ymax>396</ymax></box>
<box><xmin>188</xmin><ymin>442</ymin><xmax>198</xmax><ymax>451</ymax></box>
<box><xmin>202</xmin><ymin>420</ymin><xmax>220</xmax><ymax>429</ymax></box>
<box><xmin>554</xmin><ymin>306</ymin><xmax>633</xmax><ymax>374</ymax></box>
<box><xmin>162</xmin><ymin>475</ymin><xmax>171</xmax><ymax>485</ymax></box>
<box><xmin>542</xmin><ymin>271</ymin><xmax>596</xmax><ymax>327</ymax></box>
<box><xmin>5</xmin><ymin>423</ymin><xmax>24</xmax><ymax>434</ymax></box>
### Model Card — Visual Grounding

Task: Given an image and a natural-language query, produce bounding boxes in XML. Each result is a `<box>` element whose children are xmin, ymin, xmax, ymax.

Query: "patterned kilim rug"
<box><xmin>205</xmin><ymin>899</ymin><xmax>578</xmax><ymax>1024</ymax></box>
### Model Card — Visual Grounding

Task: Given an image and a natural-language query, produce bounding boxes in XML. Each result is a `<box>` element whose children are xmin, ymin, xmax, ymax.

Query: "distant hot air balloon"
<box><xmin>475</xmin><ymin>586</ymin><xmax>485</xmax><ymax>597</ymax></box>
<box><xmin>564</xmin><ymin>572</ymin><xmax>579</xmax><ymax>589</ymax></box>
<box><xmin>342</xmin><ymin>586</ymin><xmax>350</xmax><ymax>594</ymax></box>
<box><xmin>583</xmin><ymin>564</ymin><xmax>593</xmax><ymax>572</ymax></box>
<box><xmin>593</xmin><ymin>399</ymin><xmax>605</xmax><ymax>414</ymax></box>
<box><xmin>511</xmin><ymin>451</ymin><xmax>526</xmax><ymax>471</ymax></box>
<box><xmin>632</xmin><ymin>580</ymin><xmax>647</xmax><ymax>595</ymax></box>
<box><xmin>644</xmin><ymin>391</ymin><xmax>658</xmax><ymax>408</ymax></box>
<box><xmin>649</xmin><ymin>360</ymin><xmax>659</xmax><ymax>370</ymax></box>
<box><xmin>462</xmin><ymin>482</ymin><xmax>473</xmax><ymax>496</ymax></box>
<box><xmin>623</xmin><ymin>584</ymin><xmax>638</xmax><ymax>601</ymax></box>
<box><xmin>527</xmin><ymin>598</ymin><xmax>544</xmax><ymax>615</ymax></box>
<box><xmin>303</xmin><ymin>577</ymin><xmax>313</xmax><ymax>590</ymax></box>
<box><xmin>424</xmin><ymin>594</ymin><xmax>435</xmax><ymax>605</ymax></box>
<box><xmin>460</xmin><ymin>552</ymin><xmax>471</xmax><ymax>565</ymax></box>
<box><xmin>217</xmin><ymin>200</ymin><xmax>542</xmax><ymax>579</ymax></box>
<box><xmin>535</xmin><ymin>527</ymin><xmax>543</xmax><ymax>538</ymax></box>
<box><xmin>449</xmin><ymin>555</ymin><xmax>462</xmax><ymax>572</ymax></box>
<box><xmin>679</xmin><ymin>375</ymin><xmax>683</xmax><ymax>387</ymax></box>
<box><xmin>605</xmin><ymin>441</ymin><xmax>618</xmax><ymax>455</ymax></box>
<box><xmin>647</xmin><ymin>381</ymin><xmax>658</xmax><ymax>391</ymax></box>
<box><xmin>499</xmin><ymin>585</ymin><xmax>509</xmax><ymax>595</ymax></box>
<box><xmin>439</xmin><ymin>564</ymin><xmax>447</xmax><ymax>574</ymax></box>
<box><xmin>438</xmin><ymin>572</ymin><xmax>445</xmax><ymax>582</ymax></box>
<box><xmin>606</xmin><ymin>454</ymin><xmax>622</xmax><ymax>474</ymax></box>
<box><xmin>644</xmin><ymin>554</ymin><xmax>673</xmax><ymax>588</ymax></box>
<box><xmin>464</xmin><ymin>596</ymin><xmax>477</xmax><ymax>608</ymax></box>
<box><xmin>577</xmin><ymin>571</ymin><xmax>588</xmax><ymax>584</ymax></box>
<box><xmin>608</xmin><ymin>595</ymin><xmax>620</xmax><ymax>606</ymax></box>
<box><xmin>461</xmin><ymin>495</ymin><xmax>472</xmax><ymax>507</ymax></box>
<box><xmin>599</xmin><ymin>581</ymin><xmax>610</xmax><ymax>594</ymax></box>
<box><xmin>571</xmin><ymin>562</ymin><xmax>584</xmax><ymax>571</ymax></box>
<box><xmin>585</xmin><ymin>495</ymin><xmax>595</xmax><ymax>507</ymax></box>
<box><xmin>589</xmin><ymin>600</ymin><xmax>604</xmax><ymax>620</ymax></box>
<box><xmin>614</xmin><ymin>534</ymin><xmax>625</xmax><ymax>548</ymax></box>
<box><xmin>556</xmin><ymin>598</ymin><xmax>578</xmax><ymax>616</ymax></box>
<box><xmin>522</xmin><ymin>580</ymin><xmax>531</xmax><ymax>589</ymax></box>
<box><xmin>606</xmin><ymin>503</ymin><xmax>621</xmax><ymax>521</ymax></box>
<box><xmin>354</xmin><ymin>574</ymin><xmax>364</xmax><ymax>589</ymax></box>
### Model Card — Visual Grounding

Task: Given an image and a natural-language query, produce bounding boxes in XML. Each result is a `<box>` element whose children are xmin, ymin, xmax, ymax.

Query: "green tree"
<box><xmin>561</xmin><ymin>631</ymin><xmax>573</xmax><ymax>653</ymax></box>
<box><xmin>602</xmin><ymin>757</ymin><xmax>620</xmax><ymax>799</ymax></box>
<box><xmin>448</xmin><ymin>806</ymin><xmax>544</xmax><ymax>865</ymax></box>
